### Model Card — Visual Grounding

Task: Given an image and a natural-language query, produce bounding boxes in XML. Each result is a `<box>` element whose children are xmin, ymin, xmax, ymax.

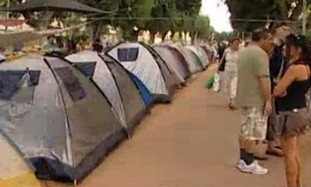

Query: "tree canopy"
<box><xmin>194</xmin><ymin>15</ymin><xmax>212</xmax><ymax>40</ymax></box>
<box><xmin>225</xmin><ymin>0</ymin><xmax>310</xmax><ymax>31</ymax></box>
<box><xmin>0</xmin><ymin>0</ymin><xmax>214</xmax><ymax>42</ymax></box>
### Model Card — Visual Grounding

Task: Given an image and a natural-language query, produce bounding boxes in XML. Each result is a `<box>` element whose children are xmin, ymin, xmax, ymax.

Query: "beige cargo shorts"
<box><xmin>240</xmin><ymin>107</ymin><xmax>268</xmax><ymax>141</ymax></box>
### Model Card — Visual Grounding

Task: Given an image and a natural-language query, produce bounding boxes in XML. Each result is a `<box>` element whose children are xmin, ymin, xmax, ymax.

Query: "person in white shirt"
<box><xmin>221</xmin><ymin>38</ymin><xmax>240</xmax><ymax>109</ymax></box>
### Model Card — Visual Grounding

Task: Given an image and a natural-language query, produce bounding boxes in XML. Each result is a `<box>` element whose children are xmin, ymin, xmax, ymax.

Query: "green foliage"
<box><xmin>175</xmin><ymin>0</ymin><xmax>202</xmax><ymax>16</ymax></box>
<box><xmin>214</xmin><ymin>31</ymin><xmax>237</xmax><ymax>41</ymax></box>
<box><xmin>145</xmin><ymin>0</ymin><xmax>175</xmax><ymax>37</ymax></box>
<box><xmin>2</xmin><ymin>0</ymin><xmax>207</xmax><ymax>41</ymax></box>
<box><xmin>80</xmin><ymin>0</ymin><xmax>153</xmax><ymax>40</ymax></box>
<box><xmin>176</xmin><ymin>0</ymin><xmax>201</xmax><ymax>31</ymax></box>
<box><xmin>225</xmin><ymin>0</ymin><xmax>307</xmax><ymax>31</ymax></box>
<box><xmin>194</xmin><ymin>15</ymin><xmax>211</xmax><ymax>39</ymax></box>
<box><xmin>144</xmin><ymin>0</ymin><xmax>204</xmax><ymax>41</ymax></box>
<box><xmin>116</xmin><ymin>0</ymin><xmax>153</xmax><ymax>40</ymax></box>
<box><xmin>78</xmin><ymin>31</ymin><xmax>90</xmax><ymax>43</ymax></box>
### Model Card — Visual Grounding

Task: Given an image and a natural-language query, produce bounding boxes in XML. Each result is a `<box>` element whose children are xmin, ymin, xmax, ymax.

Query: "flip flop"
<box><xmin>275</xmin><ymin>146</ymin><xmax>282</xmax><ymax>150</ymax></box>
<box><xmin>228</xmin><ymin>103</ymin><xmax>237</xmax><ymax>110</ymax></box>
<box><xmin>266</xmin><ymin>148</ymin><xmax>283</xmax><ymax>157</ymax></box>
<box><xmin>253</xmin><ymin>154</ymin><xmax>269</xmax><ymax>160</ymax></box>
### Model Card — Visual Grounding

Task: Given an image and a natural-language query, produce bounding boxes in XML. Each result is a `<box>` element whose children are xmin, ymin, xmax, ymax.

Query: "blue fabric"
<box><xmin>128</xmin><ymin>72</ymin><xmax>153</xmax><ymax>106</ymax></box>
<box><xmin>117</xmin><ymin>48</ymin><xmax>139</xmax><ymax>62</ymax></box>
<box><xmin>0</xmin><ymin>70</ymin><xmax>41</xmax><ymax>100</ymax></box>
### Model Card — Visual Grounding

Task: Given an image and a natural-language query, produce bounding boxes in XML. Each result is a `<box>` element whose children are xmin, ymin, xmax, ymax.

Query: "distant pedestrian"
<box><xmin>217</xmin><ymin>41</ymin><xmax>228</xmax><ymax>95</ymax></box>
<box><xmin>42</xmin><ymin>35</ymin><xmax>60</xmax><ymax>52</ymax></box>
<box><xmin>235</xmin><ymin>28</ymin><xmax>273</xmax><ymax>175</ymax></box>
<box><xmin>92</xmin><ymin>38</ymin><xmax>103</xmax><ymax>53</ymax></box>
<box><xmin>222</xmin><ymin>38</ymin><xmax>240</xmax><ymax>109</ymax></box>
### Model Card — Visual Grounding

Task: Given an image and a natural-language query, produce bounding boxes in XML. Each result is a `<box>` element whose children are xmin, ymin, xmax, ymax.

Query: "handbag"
<box><xmin>218</xmin><ymin>51</ymin><xmax>228</xmax><ymax>72</ymax></box>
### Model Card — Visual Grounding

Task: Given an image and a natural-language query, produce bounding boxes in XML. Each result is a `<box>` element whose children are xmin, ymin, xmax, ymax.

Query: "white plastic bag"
<box><xmin>212</xmin><ymin>72</ymin><xmax>220</xmax><ymax>92</ymax></box>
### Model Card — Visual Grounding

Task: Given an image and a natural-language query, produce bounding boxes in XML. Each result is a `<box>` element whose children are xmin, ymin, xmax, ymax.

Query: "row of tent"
<box><xmin>0</xmin><ymin>42</ymin><xmax>211</xmax><ymax>186</ymax></box>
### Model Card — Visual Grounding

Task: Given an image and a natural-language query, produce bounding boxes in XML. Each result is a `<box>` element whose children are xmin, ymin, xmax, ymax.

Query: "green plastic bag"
<box><xmin>206</xmin><ymin>76</ymin><xmax>215</xmax><ymax>89</ymax></box>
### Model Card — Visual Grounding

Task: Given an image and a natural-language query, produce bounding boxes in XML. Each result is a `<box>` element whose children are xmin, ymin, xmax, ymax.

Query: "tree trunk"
<box><xmin>170</xmin><ymin>31</ymin><xmax>175</xmax><ymax>40</ymax></box>
<box><xmin>150</xmin><ymin>31</ymin><xmax>156</xmax><ymax>44</ymax></box>
<box><xmin>189</xmin><ymin>31</ymin><xmax>196</xmax><ymax>45</ymax></box>
<box><xmin>23</xmin><ymin>11</ymin><xmax>55</xmax><ymax>30</ymax></box>
<box><xmin>127</xmin><ymin>29</ymin><xmax>140</xmax><ymax>42</ymax></box>
<box><xmin>91</xmin><ymin>22</ymin><xmax>103</xmax><ymax>40</ymax></box>
<box><xmin>289</xmin><ymin>2</ymin><xmax>304</xmax><ymax>31</ymax></box>
<box><xmin>161</xmin><ymin>31</ymin><xmax>169</xmax><ymax>42</ymax></box>
<box><xmin>178</xmin><ymin>32</ymin><xmax>183</xmax><ymax>41</ymax></box>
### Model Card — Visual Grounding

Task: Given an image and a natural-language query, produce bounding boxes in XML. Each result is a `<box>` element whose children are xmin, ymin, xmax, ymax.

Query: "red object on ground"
<box><xmin>0</xmin><ymin>19</ymin><xmax>26</xmax><ymax>27</ymax></box>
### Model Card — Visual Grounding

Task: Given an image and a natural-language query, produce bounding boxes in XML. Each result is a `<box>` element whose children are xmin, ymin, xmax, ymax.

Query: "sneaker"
<box><xmin>236</xmin><ymin>159</ymin><xmax>247</xmax><ymax>171</ymax></box>
<box><xmin>237</xmin><ymin>161</ymin><xmax>268</xmax><ymax>175</ymax></box>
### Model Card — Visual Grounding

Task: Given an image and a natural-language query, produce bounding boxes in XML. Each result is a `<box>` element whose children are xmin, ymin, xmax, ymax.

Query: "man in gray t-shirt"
<box><xmin>235</xmin><ymin>28</ymin><xmax>273</xmax><ymax>175</ymax></box>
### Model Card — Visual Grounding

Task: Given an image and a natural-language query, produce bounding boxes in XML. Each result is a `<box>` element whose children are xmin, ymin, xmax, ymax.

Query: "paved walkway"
<box><xmin>48</xmin><ymin>65</ymin><xmax>311</xmax><ymax>187</ymax></box>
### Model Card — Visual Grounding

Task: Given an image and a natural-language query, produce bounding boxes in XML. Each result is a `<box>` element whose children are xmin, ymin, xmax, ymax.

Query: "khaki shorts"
<box><xmin>240</xmin><ymin>107</ymin><xmax>268</xmax><ymax>141</ymax></box>
<box><xmin>279</xmin><ymin>108</ymin><xmax>311</xmax><ymax>137</ymax></box>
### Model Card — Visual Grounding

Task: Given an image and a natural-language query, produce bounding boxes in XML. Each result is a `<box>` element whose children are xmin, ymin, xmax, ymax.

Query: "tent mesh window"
<box><xmin>117</xmin><ymin>48</ymin><xmax>139</xmax><ymax>62</ymax></box>
<box><xmin>54</xmin><ymin>67</ymin><xmax>86</xmax><ymax>102</ymax></box>
<box><xmin>73</xmin><ymin>62</ymin><xmax>96</xmax><ymax>78</ymax></box>
<box><xmin>0</xmin><ymin>70</ymin><xmax>40</xmax><ymax>101</ymax></box>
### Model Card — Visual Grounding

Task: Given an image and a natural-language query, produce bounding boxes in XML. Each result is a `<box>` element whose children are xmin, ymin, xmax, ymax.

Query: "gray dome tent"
<box><xmin>0</xmin><ymin>55</ymin><xmax>125</xmax><ymax>183</ymax></box>
<box><xmin>66</xmin><ymin>51</ymin><xmax>148</xmax><ymax>134</ymax></box>
<box><xmin>153</xmin><ymin>45</ymin><xmax>190</xmax><ymax>85</ymax></box>
<box><xmin>106</xmin><ymin>42</ymin><xmax>179</xmax><ymax>103</ymax></box>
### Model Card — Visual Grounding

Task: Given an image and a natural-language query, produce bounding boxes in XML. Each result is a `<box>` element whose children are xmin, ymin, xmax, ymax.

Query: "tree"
<box><xmin>174</xmin><ymin>0</ymin><xmax>202</xmax><ymax>43</ymax></box>
<box><xmin>225</xmin><ymin>0</ymin><xmax>308</xmax><ymax>31</ymax></box>
<box><xmin>193</xmin><ymin>15</ymin><xmax>212</xmax><ymax>41</ymax></box>
<box><xmin>0</xmin><ymin>0</ymin><xmax>55</xmax><ymax>29</ymax></box>
<box><xmin>77</xmin><ymin>0</ymin><xmax>121</xmax><ymax>39</ymax></box>
<box><xmin>145</xmin><ymin>0</ymin><xmax>176</xmax><ymax>42</ymax></box>
<box><xmin>80</xmin><ymin>0</ymin><xmax>153</xmax><ymax>41</ymax></box>
<box><xmin>115</xmin><ymin>0</ymin><xmax>153</xmax><ymax>41</ymax></box>
<box><xmin>214</xmin><ymin>31</ymin><xmax>236</xmax><ymax>41</ymax></box>
<box><xmin>146</xmin><ymin>0</ymin><xmax>203</xmax><ymax>42</ymax></box>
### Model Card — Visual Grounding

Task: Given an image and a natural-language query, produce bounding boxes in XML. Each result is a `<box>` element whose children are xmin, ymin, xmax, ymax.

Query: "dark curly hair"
<box><xmin>286</xmin><ymin>34</ymin><xmax>311</xmax><ymax>62</ymax></box>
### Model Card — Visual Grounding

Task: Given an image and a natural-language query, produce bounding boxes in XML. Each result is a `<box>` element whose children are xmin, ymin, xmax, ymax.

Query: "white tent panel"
<box><xmin>107</xmin><ymin>43</ymin><xmax>168</xmax><ymax>96</ymax></box>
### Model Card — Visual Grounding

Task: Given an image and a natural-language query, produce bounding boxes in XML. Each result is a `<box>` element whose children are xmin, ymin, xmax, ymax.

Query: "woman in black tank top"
<box><xmin>273</xmin><ymin>34</ymin><xmax>311</xmax><ymax>187</ymax></box>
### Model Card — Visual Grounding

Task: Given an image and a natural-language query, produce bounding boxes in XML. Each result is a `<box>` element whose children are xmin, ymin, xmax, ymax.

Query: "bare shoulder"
<box><xmin>289</xmin><ymin>64</ymin><xmax>308</xmax><ymax>71</ymax></box>
<box><xmin>286</xmin><ymin>64</ymin><xmax>309</xmax><ymax>79</ymax></box>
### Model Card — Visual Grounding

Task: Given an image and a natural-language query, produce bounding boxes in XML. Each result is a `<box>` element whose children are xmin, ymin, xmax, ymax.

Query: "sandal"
<box><xmin>228</xmin><ymin>102</ymin><xmax>236</xmax><ymax>110</ymax></box>
<box><xmin>266</xmin><ymin>147</ymin><xmax>283</xmax><ymax>157</ymax></box>
<box><xmin>253</xmin><ymin>153</ymin><xmax>269</xmax><ymax>160</ymax></box>
<box><xmin>275</xmin><ymin>146</ymin><xmax>282</xmax><ymax>150</ymax></box>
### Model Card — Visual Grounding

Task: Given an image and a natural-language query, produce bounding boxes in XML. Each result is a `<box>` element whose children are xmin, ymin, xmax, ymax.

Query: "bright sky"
<box><xmin>201</xmin><ymin>0</ymin><xmax>232</xmax><ymax>32</ymax></box>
